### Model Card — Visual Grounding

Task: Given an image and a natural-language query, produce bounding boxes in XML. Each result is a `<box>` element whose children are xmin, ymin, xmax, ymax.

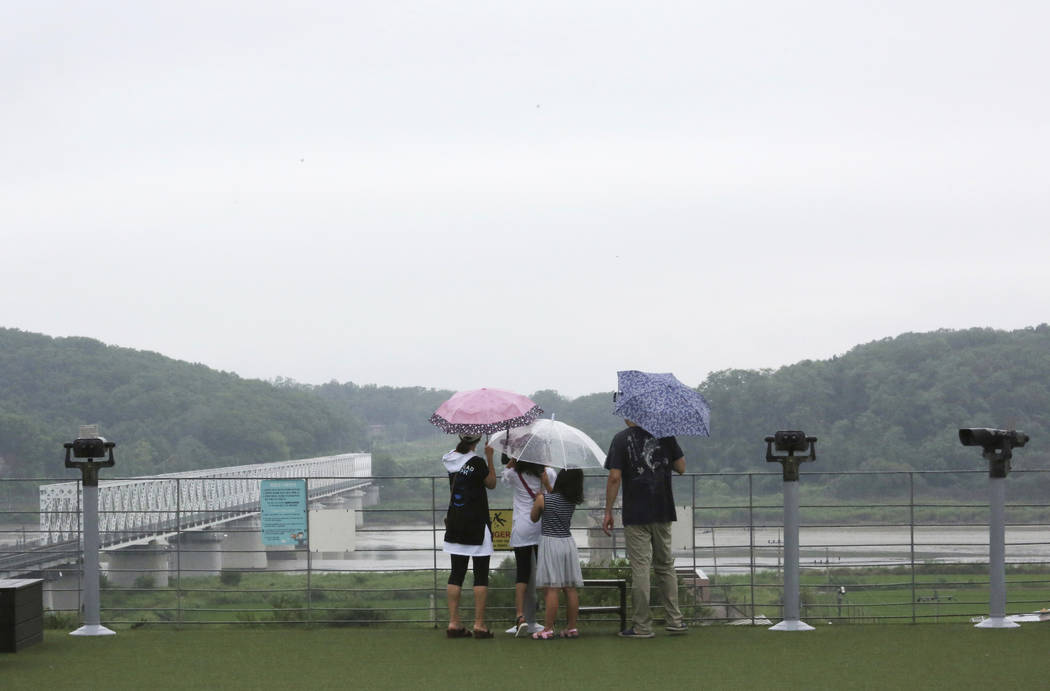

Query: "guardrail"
<box><xmin>1</xmin><ymin>468</ymin><xmax>1049</xmax><ymax>629</ymax></box>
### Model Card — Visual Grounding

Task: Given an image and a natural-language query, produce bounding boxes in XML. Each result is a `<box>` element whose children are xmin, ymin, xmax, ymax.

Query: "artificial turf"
<box><xmin>2</xmin><ymin>623</ymin><xmax>1045</xmax><ymax>690</ymax></box>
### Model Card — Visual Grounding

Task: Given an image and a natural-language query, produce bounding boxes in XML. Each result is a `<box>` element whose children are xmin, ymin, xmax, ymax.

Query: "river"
<box><xmin>309</xmin><ymin>523</ymin><xmax>1050</xmax><ymax>576</ymax></box>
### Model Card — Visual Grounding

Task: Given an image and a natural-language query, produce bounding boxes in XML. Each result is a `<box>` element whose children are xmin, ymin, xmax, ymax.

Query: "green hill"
<box><xmin>2</xmin><ymin>325</ymin><xmax>1047</xmax><ymax>507</ymax></box>
<box><xmin>687</xmin><ymin>325</ymin><xmax>1050</xmax><ymax>479</ymax></box>
<box><xmin>0</xmin><ymin>328</ymin><xmax>368</xmax><ymax>485</ymax></box>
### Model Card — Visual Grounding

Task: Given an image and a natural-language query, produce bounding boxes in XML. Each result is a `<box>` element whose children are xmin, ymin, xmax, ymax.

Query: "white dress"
<box><xmin>500</xmin><ymin>466</ymin><xmax>558</xmax><ymax>548</ymax></box>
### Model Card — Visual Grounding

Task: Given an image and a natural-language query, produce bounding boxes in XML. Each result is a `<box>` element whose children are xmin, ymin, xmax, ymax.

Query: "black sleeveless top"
<box><xmin>443</xmin><ymin>455</ymin><xmax>491</xmax><ymax>545</ymax></box>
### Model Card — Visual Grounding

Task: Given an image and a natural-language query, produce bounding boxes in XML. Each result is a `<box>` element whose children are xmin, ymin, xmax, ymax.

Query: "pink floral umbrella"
<box><xmin>429</xmin><ymin>388</ymin><xmax>543</xmax><ymax>435</ymax></box>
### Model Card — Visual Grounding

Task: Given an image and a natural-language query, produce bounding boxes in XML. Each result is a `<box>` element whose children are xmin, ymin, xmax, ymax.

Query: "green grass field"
<box><xmin>3</xmin><ymin>624</ymin><xmax>1048</xmax><ymax>690</ymax></box>
<box><xmin>72</xmin><ymin>563</ymin><xmax>1050</xmax><ymax>629</ymax></box>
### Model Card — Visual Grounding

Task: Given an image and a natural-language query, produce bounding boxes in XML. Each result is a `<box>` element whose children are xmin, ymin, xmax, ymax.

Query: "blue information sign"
<box><xmin>260</xmin><ymin>479</ymin><xmax>308</xmax><ymax>547</ymax></box>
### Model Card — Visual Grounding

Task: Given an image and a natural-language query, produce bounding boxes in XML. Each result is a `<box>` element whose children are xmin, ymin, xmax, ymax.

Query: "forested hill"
<box><xmin>2</xmin><ymin>325</ymin><xmax>1048</xmax><ymax>488</ymax></box>
<box><xmin>0</xmin><ymin>328</ymin><xmax>368</xmax><ymax>478</ymax></box>
<box><xmin>684</xmin><ymin>325</ymin><xmax>1050</xmax><ymax>476</ymax></box>
<box><xmin>316</xmin><ymin>326</ymin><xmax>1050</xmax><ymax>480</ymax></box>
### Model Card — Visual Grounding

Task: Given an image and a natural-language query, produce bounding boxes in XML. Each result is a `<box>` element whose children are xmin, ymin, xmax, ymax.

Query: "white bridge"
<box><xmin>0</xmin><ymin>453</ymin><xmax>372</xmax><ymax>583</ymax></box>
<box><xmin>38</xmin><ymin>452</ymin><xmax>372</xmax><ymax>548</ymax></box>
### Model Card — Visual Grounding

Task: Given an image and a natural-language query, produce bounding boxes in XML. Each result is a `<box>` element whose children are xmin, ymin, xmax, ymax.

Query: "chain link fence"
<box><xmin>3</xmin><ymin>468</ymin><xmax>1050</xmax><ymax>629</ymax></box>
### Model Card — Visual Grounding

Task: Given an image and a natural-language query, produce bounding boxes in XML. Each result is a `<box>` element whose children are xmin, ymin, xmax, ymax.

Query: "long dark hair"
<box><xmin>552</xmin><ymin>469</ymin><xmax>584</xmax><ymax>505</ymax></box>
<box><xmin>514</xmin><ymin>460</ymin><xmax>544</xmax><ymax>477</ymax></box>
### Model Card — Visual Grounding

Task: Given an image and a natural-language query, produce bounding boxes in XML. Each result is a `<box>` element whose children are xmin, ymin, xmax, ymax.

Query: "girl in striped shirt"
<box><xmin>530</xmin><ymin>468</ymin><xmax>585</xmax><ymax>639</ymax></box>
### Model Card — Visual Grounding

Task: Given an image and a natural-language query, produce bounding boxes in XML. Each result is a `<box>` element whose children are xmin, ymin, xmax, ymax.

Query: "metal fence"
<box><xmin>3</xmin><ymin>468</ymin><xmax>1050</xmax><ymax>629</ymax></box>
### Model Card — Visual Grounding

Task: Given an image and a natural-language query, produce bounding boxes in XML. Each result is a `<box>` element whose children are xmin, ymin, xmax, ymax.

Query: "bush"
<box><xmin>235</xmin><ymin>611</ymin><xmax>262</xmax><ymax>627</ymax></box>
<box><xmin>220</xmin><ymin>570</ymin><xmax>243</xmax><ymax>586</ymax></box>
<box><xmin>43</xmin><ymin>610</ymin><xmax>80</xmax><ymax>630</ymax></box>
<box><xmin>326</xmin><ymin>608</ymin><xmax>385</xmax><ymax>627</ymax></box>
<box><xmin>270</xmin><ymin>594</ymin><xmax>306</xmax><ymax>622</ymax></box>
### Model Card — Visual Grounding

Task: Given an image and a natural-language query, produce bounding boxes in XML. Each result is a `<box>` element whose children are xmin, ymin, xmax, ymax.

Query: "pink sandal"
<box><xmin>560</xmin><ymin>628</ymin><xmax>580</xmax><ymax>639</ymax></box>
<box><xmin>531</xmin><ymin>629</ymin><xmax>556</xmax><ymax>640</ymax></box>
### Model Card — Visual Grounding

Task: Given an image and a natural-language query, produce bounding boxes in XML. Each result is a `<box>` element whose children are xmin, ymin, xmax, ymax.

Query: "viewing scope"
<box><xmin>69</xmin><ymin>436</ymin><xmax>115</xmax><ymax>460</ymax></box>
<box><xmin>768</xmin><ymin>430</ymin><xmax>816</xmax><ymax>454</ymax></box>
<box><xmin>958</xmin><ymin>428</ymin><xmax>1029</xmax><ymax>451</ymax></box>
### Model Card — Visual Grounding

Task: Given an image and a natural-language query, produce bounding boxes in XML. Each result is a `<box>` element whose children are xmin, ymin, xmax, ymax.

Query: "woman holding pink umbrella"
<box><xmin>442</xmin><ymin>433</ymin><xmax>498</xmax><ymax>638</ymax></box>
<box><xmin>431</xmin><ymin>388</ymin><xmax>544</xmax><ymax>639</ymax></box>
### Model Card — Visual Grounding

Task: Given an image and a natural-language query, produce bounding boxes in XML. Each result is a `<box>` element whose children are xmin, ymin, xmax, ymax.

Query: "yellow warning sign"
<box><xmin>489</xmin><ymin>509</ymin><xmax>511</xmax><ymax>551</ymax></box>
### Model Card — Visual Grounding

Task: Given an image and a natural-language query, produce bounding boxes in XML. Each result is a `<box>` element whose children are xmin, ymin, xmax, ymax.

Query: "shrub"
<box><xmin>235</xmin><ymin>611</ymin><xmax>262</xmax><ymax>627</ymax></box>
<box><xmin>270</xmin><ymin>594</ymin><xmax>306</xmax><ymax>622</ymax></box>
<box><xmin>327</xmin><ymin>608</ymin><xmax>385</xmax><ymax>627</ymax></box>
<box><xmin>219</xmin><ymin>570</ymin><xmax>243</xmax><ymax>586</ymax></box>
<box><xmin>43</xmin><ymin>610</ymin><xmax>80</xmax><ymax>630</ymax></box>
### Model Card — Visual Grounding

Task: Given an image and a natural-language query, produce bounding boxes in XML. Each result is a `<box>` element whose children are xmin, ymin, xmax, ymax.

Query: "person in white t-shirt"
<box><xmin>498</xmin><ymin>453</ymin><xmax>556</xmax><ymax>636</ymax></box>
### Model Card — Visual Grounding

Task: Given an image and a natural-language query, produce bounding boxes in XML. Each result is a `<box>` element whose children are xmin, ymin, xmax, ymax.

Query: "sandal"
<box><xmin>446</xmin><ymin>627</ymin><xmax>471</xmax><ymax>639</ymax></box>
<box><xmin>560</xmin><ymin>628</ymin><xmax>580</xmax><ymax>639</ymax></box>
<box><xmin>531</xmin><ymin>629</ymin><xmax>556</xmax><ymax>640</ymax></box>
<box><xmin>514</xmin><ymin>616</ymin><xmax>529</xmax><ymax>638</ymax></box>
<box><xmin>472</xmin><ymin>628</ymin><xmax>494</xmax><ymax>639</ymax></box>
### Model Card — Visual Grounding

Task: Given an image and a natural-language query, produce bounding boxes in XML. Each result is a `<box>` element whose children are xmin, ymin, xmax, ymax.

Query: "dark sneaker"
<box><xmin>618</xmin><ymin>627</ymin><xmax>655</xmax><ymax>639</ymax></box>
<box><xmin>665</xmin><ymin>623</ymin><xmax>688</xmax><ymax>634</ymax></box>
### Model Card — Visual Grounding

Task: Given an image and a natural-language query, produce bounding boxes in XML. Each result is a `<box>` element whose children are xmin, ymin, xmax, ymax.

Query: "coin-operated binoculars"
<box><xmin>959</xmin><ymin>427</ymin><xmax>1029</xmax><ymax>629</ymax></box>
<box><xmin>64</xmin><ymin>426</ymin><xmax>116</xmax><ymax>637</ymax></box>
<box><xmin>765</xmin><ymin>431</ymin><xmax>817</xmax><ymax>632</ymax></box>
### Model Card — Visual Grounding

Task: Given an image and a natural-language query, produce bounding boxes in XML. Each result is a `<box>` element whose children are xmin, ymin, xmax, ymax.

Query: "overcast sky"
<box><xmin>2</xmin><ymin>1</ymin><xmax>1048</xmax><ymax>398</ymax></box>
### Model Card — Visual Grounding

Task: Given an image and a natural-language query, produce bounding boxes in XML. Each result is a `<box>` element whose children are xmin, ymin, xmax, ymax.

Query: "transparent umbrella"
<box><xmin>487</xmin><ymin>418</ymin><xmax>606</xmax><ymax>469</ymax></box>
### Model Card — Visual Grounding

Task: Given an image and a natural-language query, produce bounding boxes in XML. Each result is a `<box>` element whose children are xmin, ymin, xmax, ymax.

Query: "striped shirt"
<box><xmin>540</xmin><ymin>491</ymin><xmax>576</xmax><ymax>538</ymax></box>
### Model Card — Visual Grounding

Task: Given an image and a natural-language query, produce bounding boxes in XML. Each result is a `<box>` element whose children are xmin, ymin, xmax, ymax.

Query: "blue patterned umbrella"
<box><xmin>613</xmin><ymin>370</ymin><xmax>711</xmax><ymax>438</ymax></box>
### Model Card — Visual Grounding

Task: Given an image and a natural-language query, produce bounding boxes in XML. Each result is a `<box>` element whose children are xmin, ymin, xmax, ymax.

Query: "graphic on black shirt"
<box><xmin>605</xmin><ymin>426</ymin><xmax>683</xmax><ymax>526</ymax></box>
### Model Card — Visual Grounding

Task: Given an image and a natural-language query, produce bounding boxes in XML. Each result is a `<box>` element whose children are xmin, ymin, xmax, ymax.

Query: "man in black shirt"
<box><xmin>603</xmin><ymin>420</ymin><xmax>687</xmax><ymax>637</ymax></box>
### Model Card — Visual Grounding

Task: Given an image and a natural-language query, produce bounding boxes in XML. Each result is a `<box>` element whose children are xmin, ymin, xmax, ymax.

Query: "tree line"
<box><xmin>2</xmin><ymin>325</ymin><xmax>1048</xmax><ymax>504</ymax></box>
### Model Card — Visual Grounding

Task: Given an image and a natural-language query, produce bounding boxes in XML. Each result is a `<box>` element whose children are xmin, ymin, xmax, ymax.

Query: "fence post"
<box><xmin>431</xmin><ymin>477</ymin><xmax>438</xmax><ymax>629</ymax></box>
<box><xmin>749</xmin><ymin>473</ymin><xmax>755</xmax><ymax>624</ymax></box>
<box><xmin>306</xmin><ymin>477</ymin><xmax>312</xmax><ymax>627</ymax></box>
<box><xmin>691</xmin><ymin>475</ymin><xmax>696</xmax><ymax>622</ymax></box>
<box><xmin>77</xmin><ymin>481</ymin><xmax>83</xmax><ymax>618</ymax></box>
<box><xmin>909</xmin><ymin>472</ymin><xmax>916</xmax><ymax>624</ymax></box>
<box><xmin>176</xmin><ymin>478</ymin><xmax>182</xmax><ymax>625</ymax></box>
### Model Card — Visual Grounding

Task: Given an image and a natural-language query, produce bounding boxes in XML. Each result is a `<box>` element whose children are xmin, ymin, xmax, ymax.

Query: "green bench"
<box><xmin>579</xmin><ymin>578</ymin><xmax>627</xmax><ymax>631</ymax></box>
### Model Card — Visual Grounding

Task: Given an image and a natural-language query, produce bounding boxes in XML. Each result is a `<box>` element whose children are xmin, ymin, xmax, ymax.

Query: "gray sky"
<box><xmin>3</xmin><ymin>1</ymin><xmax>1048</xmax><ymax>398</ymax></box>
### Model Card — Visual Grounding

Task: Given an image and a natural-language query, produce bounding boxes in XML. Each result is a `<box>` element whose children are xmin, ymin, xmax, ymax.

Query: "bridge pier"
<box><xmin>221</xmin><ymin>518</ymin><xmax>267</xmax><ymax>571</ymax></box>
<box><xmin>105</xmin><ymin>540</ymin><xmax>170</xmax><ymax>587</ymax></box>
<box><xmin>43</xmin><ymin>569</ymin><xmax>81</xmax><ymax>613</ymax></box>
<box><xmin>171</xmin><ymin>529</ymin><xmax>225</xmax><ymax>578</ymax></box>
<box><xmin>585</xmin><ymin>509</ymin><xmax>615</xmax><ymax>564</ymax></box>
<box><xmin>347</xmin><ymin>490</ymin><xmax>366</xmax><ymax>527</ymax></box>
<box><xmin>263</xmin><ymin>545</ymin><xmax>308</xmax><ymax>571</ymax></box>
<box><xmin>316</xmin><ymin>494</ymin><xmax>364</xmax><ymax>529</ymax></box>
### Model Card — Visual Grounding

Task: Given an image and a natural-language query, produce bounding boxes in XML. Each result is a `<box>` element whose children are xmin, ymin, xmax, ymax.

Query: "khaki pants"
<box><xmin>624</xmin><ymin>522</ymin><xmax>683</xmax><ymax>634</ymax></box>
